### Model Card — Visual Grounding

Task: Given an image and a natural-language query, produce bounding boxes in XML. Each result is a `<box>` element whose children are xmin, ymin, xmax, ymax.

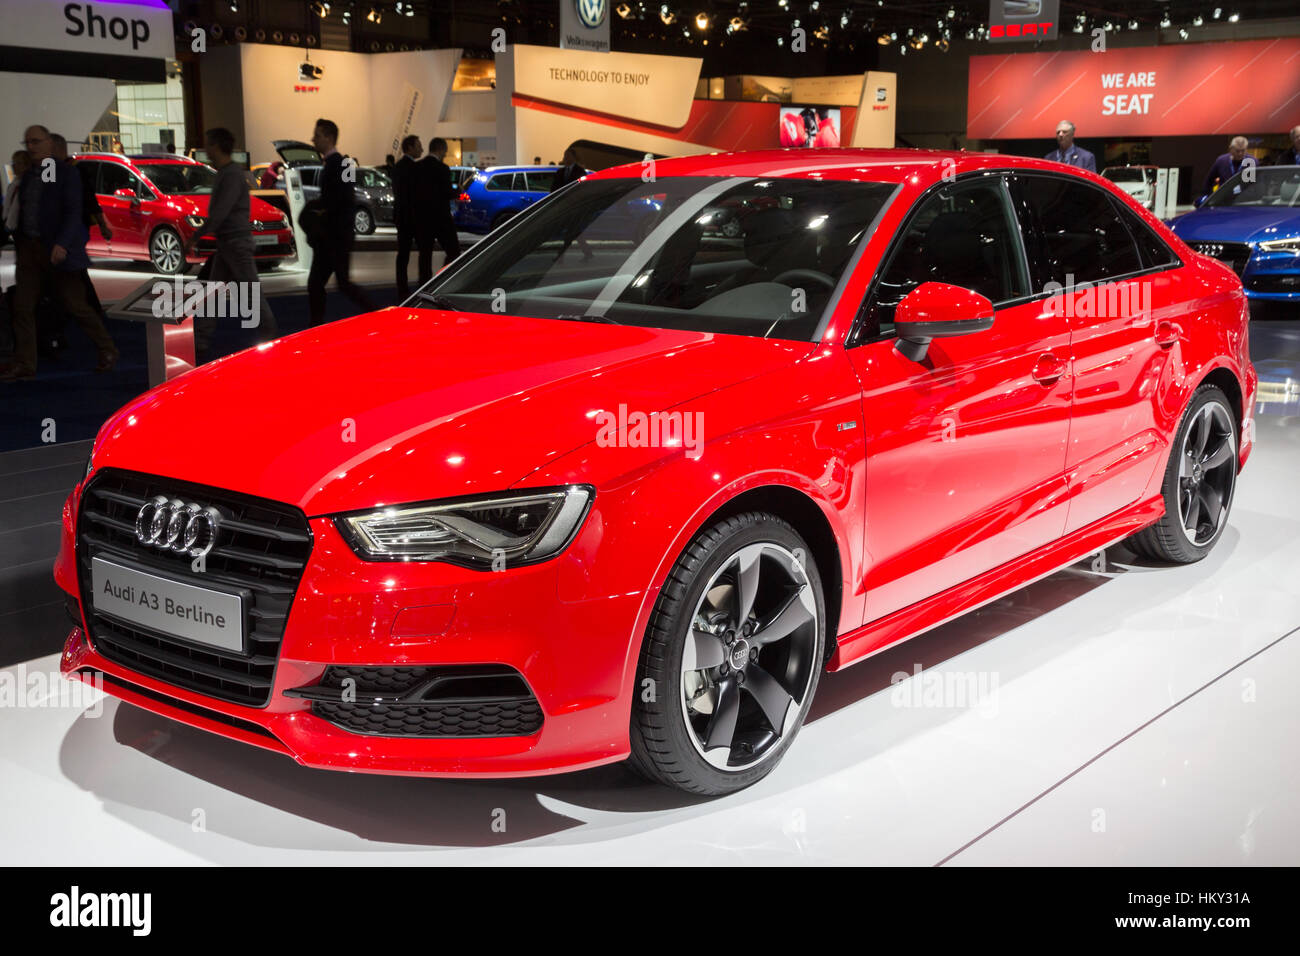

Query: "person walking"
<box><xmin>551</xmin><ymin>147</ymin><xmax>586</xmax><ymax>191</ymax></box>
<box><xmin>182</xmin><ymin>127</ymin><xmax>279</xmax><ymax>358</ymax></box>
<box><xmin>421</xmin><ymin>137</ymin><xmax>461</xmax><ymax>268</ymax></box>
<box><xmin>392</xmin><ymin>134</ymin><xmax>432</xmax><ymax>297</ymax></box>
<box><xmin>0</xmin><ymin>125</ymin><xmax>118</xmax><ymax>382</ymax></box>
<box><xmin>1280</xmin><ymin>126</ymin><xmax>1300</xmax><ymax>165</ymax></box>
<box><xmin>1045</xmin><ymin>120</ymin><xmax>1097</xmax><ymax>172</ymax></box>
<box><xmin>306</xmin><ymin>118</ymin><xmax>374</xmax><ymax>326</ymax></box>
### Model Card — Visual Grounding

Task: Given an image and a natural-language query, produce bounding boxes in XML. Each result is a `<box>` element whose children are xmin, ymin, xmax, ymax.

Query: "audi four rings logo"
<box><xmin>135</xmin><ymin>496</ymin><xmax>222</xmax><ymax>558</ymax></box>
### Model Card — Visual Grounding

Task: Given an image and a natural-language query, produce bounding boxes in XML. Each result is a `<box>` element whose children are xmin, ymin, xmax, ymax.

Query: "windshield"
<box><xmin>1205</xmin><ymin>167</ymin><xmax>1300</xmax><ymax>207</ymax></box>
<box><xmin>1103</xmin><ymin>168</ymin><xmax>1149</xmax><ymax>183</ymax></box>
<box><xmin>421</xmin><ymin>175</ymin><xmax>895</xmax><ymax>341</ymax></box>
<box><xmin>138</xmin><ymin>162</ymin><xmax>218</xmax><ymax>195</ymax></box>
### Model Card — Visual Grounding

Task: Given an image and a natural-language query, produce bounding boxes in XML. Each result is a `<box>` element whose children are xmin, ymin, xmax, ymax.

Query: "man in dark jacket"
<box><xmin>1277</xmin><ymin>125</ymin><xmax>1300</xmax><ymax>165</ymax></box>
<box><xmin>422</xmin><ymin>137</ymin><xmax>461</xmax><ymax>267</ymax></box>
<box><xmin>1</xmin><ymin>125</ymin><xmax>117</xmax><ymax>381</ymax></box>
<box><xmin>1203</xmin><ymin>136</ymin><xmax>1258</xmax><ymax>194</ymax></box>
<box><xmin>306</xmin><ymin>118</ymin><xmax>374</xmax><ymax>326</ymax></box>
<box><xmin>551</xmin><ymin>147</ymin><xmax>586</xmax><ymax>191</ymax></box>
<box><xmin>392</xmin><ymin>134</ymin><xmax>432</xmax><ymax>297</ymax></box>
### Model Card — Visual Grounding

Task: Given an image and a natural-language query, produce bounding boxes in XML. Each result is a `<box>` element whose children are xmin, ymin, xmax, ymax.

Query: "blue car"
<box><xmin>1168</xmin><ymin>166</ymin><xmax>1300</xmax><ymax>301</ymax></box>
<box><xmin>453</xmin><ymin>165</ymin><xmax>561</xmax><ymax>234</ymax></box>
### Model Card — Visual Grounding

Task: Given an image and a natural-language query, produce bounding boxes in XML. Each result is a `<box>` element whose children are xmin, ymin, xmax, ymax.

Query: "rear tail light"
<box><xmin>458</xmin><ymin>192</ymin><xmax>470</xmax><ymax>203</ymax></box>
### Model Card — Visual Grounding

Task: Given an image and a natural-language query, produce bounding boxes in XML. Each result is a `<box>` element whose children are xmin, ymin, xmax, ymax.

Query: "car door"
<box><xmin>524</xmin><ymin>170</ymin><xmax>557</xmax><ymax>206</ymax></box>
<box><xmin>848</xmin><ymin>175</ymin><xmax>1073</xmax><ymax>622</ymax></box>
<box><xmin>77</xmin><ymin>161</ymin><xmax>106</xmax><ymax>255</ymax></box>
<box><xmin>1009</xmin><ymin>173</ymin><xmax>1174</xmax><ymax>534</ymax></box>
<box><xmin>95</xmin><ymin>161</ymin><xmax>150</xmax><ymax>256</ymax></box>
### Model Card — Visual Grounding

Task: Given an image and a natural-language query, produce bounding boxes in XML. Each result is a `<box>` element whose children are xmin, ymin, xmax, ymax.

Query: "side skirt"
<box><xmin>829</xmin><ymin>495</ymin><xmax>1166</xmax><ymax>671</ymax></box>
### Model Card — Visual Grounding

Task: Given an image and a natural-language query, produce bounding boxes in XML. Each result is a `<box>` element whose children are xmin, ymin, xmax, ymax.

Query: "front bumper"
<box><xmin>56</xmin><ymin>480</ymin><xmax>639</xmax><ymax>778</ymax></box>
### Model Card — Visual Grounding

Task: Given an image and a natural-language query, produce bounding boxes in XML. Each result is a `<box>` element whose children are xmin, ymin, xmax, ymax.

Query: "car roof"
<box><xmin>130</xmin><ymin>155</ymin><xmax>199</xmax><ymax>164</ymax></box>
<box><xmin>585</xmin><ymin>148</ymin><xmax>1108</xmax><ymax>184</ymax></box>
<box><xmin>482</xmin><ymin>165</ymin><xmax>560</xmax><ymax>173</ymax></box>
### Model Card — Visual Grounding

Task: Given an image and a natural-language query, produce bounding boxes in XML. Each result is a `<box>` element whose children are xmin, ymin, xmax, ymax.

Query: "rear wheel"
<box><xmin>628</xmin><ymin>512</ymin><xmax>825</xmax><ymax>795</ymax></box>
<box><xmin>491</xmin><ymin>210</ymin><xmax>517</xmax><ymax>231</ymax></box>
<box><xmin>353</xmin><ymin>207</ymin><xmax>375</xmax><ymax>235</ymax></box>
<box><xmin>1128</xmin><ymin>384</ymin><xmax>1238</xmax><ymax>563</ymax></box>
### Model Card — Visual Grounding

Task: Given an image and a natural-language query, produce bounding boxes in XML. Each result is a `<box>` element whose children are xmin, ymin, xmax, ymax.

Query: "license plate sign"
<box><xmin>91</xmin><ymin>556</ymin><xmax>245</xmax><ymax>652</ymax></box>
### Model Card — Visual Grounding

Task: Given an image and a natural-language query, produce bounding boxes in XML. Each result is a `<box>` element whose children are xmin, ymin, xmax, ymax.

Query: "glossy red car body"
<box><xmin>73</xmin><ymin>153</ymin><xmax>295</xmax><ymax>271</ymax></box>
<box><xmin>57</xmin><ymin>149</ymin><xmax>1256</xmax><ymax>779</ymax></box>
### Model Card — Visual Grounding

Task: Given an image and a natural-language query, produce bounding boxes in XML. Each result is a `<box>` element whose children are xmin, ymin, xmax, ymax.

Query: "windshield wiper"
<box><xmin>561</xmin><ymin>312</ymin><xmax>620</xmax><ymax>325</ymax></box>
<box><xmin>418</xmin><ymin>293</ymin><xmax>460</xmax><ymax>312</ymax></box>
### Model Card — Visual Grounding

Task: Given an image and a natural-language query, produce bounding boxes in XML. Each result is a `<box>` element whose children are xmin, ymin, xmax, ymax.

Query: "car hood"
<box><xmin>92</xmin><ymin>309</ymin><xmax>811</xmax><ymax>516</ymax></box>
<box><xmin>1169</xmin><ymin>205</ymin><xmax>1300</xmax><ymax>242</ymax></box>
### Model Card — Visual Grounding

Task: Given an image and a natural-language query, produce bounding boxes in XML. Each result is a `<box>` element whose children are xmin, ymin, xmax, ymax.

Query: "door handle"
<box><xmin>1032</xmin><ymin>352</ymin><xmax>1067</xmax><ymax>385</ymax></box>
<box><xmin>1154</xmin><ymin>320</ymin><xmax>1180</xmax><ymax>348</ymax></box>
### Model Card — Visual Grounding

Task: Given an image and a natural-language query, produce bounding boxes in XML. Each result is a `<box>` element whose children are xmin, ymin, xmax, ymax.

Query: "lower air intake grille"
<box><xmin>296</xmin><ymin>665</ymin><xmax>544</xmax><ymax>738</ymax></box>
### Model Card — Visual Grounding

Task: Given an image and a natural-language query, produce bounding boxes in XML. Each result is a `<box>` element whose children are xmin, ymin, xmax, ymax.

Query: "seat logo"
<box><xmin>135</xmin><ymin>495</ymin><xmax>222</xmax><ymax>557</ymax></box>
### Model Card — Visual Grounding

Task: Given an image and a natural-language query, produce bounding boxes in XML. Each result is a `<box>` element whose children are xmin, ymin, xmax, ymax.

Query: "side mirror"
<box><xmin>894</xmin><ymin>281</ymin><xmax>995</xmax><ymax>362</ymax></box>
<box><xmin>113</xmin><ymin>187</ymin><xmax>139</xmax><ymax>204</ymax></box>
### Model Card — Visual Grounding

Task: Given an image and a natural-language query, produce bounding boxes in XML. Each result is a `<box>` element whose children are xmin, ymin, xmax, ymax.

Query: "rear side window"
<box><xmin>1109</xmin><ymin>195</ymin><xmax>1179</xmax><ymax>269</ymax></box>
<box><xmin>526</xmin><ymin>171</ymin><xmax>556</xmax><ymax>192</ymax></box>
<box><xmin>486</xmin><ymin>173</ymin><xmax>517</xmax><ymax>191</ymax></box>
<box><xmin>1013</xmin><ymin>175</ymin><xmax>1142</xmax><ymax>286</ymax></box>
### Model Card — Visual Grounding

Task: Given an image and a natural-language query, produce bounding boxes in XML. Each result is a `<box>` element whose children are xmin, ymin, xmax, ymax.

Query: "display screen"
<box><xmin>779</xmin><ymin>106</ymin><xmax>841</xmax><ymax>149</ymax></box>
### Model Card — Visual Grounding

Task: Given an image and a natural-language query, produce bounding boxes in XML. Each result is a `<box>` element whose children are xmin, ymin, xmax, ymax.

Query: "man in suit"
<box><xmin>422</xmin><ymin>137</ymin><xmax>460</xmax><ymax>268</ymax></box>
<box><xmin>1203</xmin><ymin>136</ymin><xmax>1258</xmax><ymax>194</ymax></box>
<box><xmin>306</xmin><ymin>118</ymin><xmax>374</xmax><ymax>326</ymax></box>
<box><xmin>1045</xmin><ymin>120</ymin><xmax>1097</xmax><ymax>173</ymax></box>
<box><xmin>392</xmin><ymin>134</ymin><xmax>432</xmax><ymax>297</ymax></box>
<box><xmin>1280</xmin><ymin>126</ymin><xmax>1300</xmax><ymax>165</ymax></box>
<box><xmin>551</xmin><ymin>147</ymin><xmax>586</xmax><ymax>192</ymax></box>
<box><xmin>1</xmin><ymin>125</ymin><xmax>118</xmax><ymax>381</ymax></box>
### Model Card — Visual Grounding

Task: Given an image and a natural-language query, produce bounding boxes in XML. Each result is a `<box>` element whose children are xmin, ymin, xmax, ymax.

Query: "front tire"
<box><xmin>353</xmin><ymin>207</ymin><xmax>375</xmax><ymax>235</ymax></box>
<box><xmin>149</xmin><ymin>227</ymin><xmax>185</xmax><ymax>274</ymax></box>
<box><xmin>1128</xmin><ymin>384</ymin><xmax>1238</xmax><ymax>563</ymax></box>
<box><xmin>628</xmin><ymin>512</ymin><xmax>826</xmax><ymax>795</ymax></box>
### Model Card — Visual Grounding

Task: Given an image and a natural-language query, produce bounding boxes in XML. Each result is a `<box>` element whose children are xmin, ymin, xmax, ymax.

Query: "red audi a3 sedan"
<box><xmin>57</xmin><ymin>149</ymin><xmax>1256</xmax><ymax>795</ymax></box>
<box><xmin>74</xmin><ymin>153</ymin><xmax>295</xmax><ymax>274</ymax></box>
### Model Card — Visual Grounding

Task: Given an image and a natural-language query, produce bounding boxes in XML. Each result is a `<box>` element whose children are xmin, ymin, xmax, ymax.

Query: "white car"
<box><xmin>1102</xmin><ymin>165</ymin><xmax>1159</xmax><ymax>210</ymax></box>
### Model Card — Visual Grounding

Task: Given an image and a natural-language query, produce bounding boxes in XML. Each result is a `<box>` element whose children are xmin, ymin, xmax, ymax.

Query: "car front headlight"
<box><xmin>336</xmin><ymin>486</ymin><xmax>593</xmax><ymax>568</ymax></box>
<box><xmin>1258</xmin><ymin>236</ymin><xmax>1300</xmax><ymax>253</ymax></box>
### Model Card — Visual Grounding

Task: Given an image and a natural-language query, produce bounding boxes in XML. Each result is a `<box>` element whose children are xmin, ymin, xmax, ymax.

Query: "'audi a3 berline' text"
<box><xmin>57</xmin><ymin>149</ymin><xmax>1256</xmax><ymax>795</ymax></box>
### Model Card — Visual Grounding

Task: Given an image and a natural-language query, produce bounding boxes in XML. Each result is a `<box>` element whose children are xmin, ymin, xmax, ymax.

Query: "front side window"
<box><xmin>423</xmin><ymin>175</ymin><xmax>895</xmax><ymax>341</ymax></box>
<box><xmin>1013</xmin><ymin>175</ymin><xmax>1142</xmax><ymax>286</ymax></box>
<box><xmin>98</xmin><ymin>163</ymin><xmax>146</xmax><ymax>198</ymax></box>
<box><xmin>859</xmin><ymin>178</ymin><xmax>1028</xmax><ymax>341</ymax></box>
<box><xmin>136</xmin><ymin>162</ymin><xmax>218</xmax><ymax>196</ymax></box>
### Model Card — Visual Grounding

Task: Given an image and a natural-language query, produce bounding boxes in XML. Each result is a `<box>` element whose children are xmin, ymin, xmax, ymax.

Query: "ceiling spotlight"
<box><xmin>616</xmin><ymin>2</ymin><xmax>632</xmax><ymax>17</ymax></box>
<box><xmin>1213</xmin><ymin>7</ymin><xmax>1222</xmax><ymax>18</ymax></box>
<box><xmin>1192</xmin><ymin>15</ymin><xmax>1204</xmax><ymax>25</ymax></box>
<box><xmin>228</xmin><ymin>0</ymin><xmax>238</xmax><ymax>10</ymax></box>
<box><xmin>1160</xmin><ymin>13</ymin><xmax>1171</xmax><ymax>27</ymax></box>
<box><xmin>877</xmin><ymin>32</ymin><xmax>891</xmax><ymax>45</ymax></box>
<box><xmin>310</xmin><ymin>0</ymin><xmax>328</xmax><ymax>16</ymax></box>
<box><xmin>367</xmin><ymin>6</ymin><xmax>380</xmax><ymax>22</ymax></box>
<box><xmin>936</xmin><ymin>36</ymin><xmax>950</xmax><ymax>51</ymax></box>
<box><xmin>403</xmin><ymin>2</ymin><xmax>412</xmax><ymax>15</ymax></box>
<box><xmin>1103</xmin><ymin>20</ymin><xmax>1113</xmax><ymax>30</ymax></box>
<box><xmin>1228</xmin><ymin>11</ymin><xmax>1239</xmax><ymax>22</ymax></box>
<box><xmin>1072</xmin><ymin>21</ymin><xmax>1084</xmax><ymax>33</ymax></box>
<box><xmin>695</xmin><ymin>11</ymin><xmax>709</xmax><ymax>30</ymax></box>
<box><xmin>909</xmin><ymin>35</ymin><xmax>924</xmax><ymax>49</ymax></box>
<box><xmin>1128</xmin><ymin>19</ymin><xmax>1138</xmax><ymax>29</ymax></box>
<box><xmin>1179</xmin><ymin>27</ymin><xmax>1189</xmax><ymax>38</ymax></box>
<box><xmin>947</xmin><ymin>6</ymin><xmax>955</xmax><ymax>17</ymax></box>
<box><xmin>965</xmin><ymin>27</ymin><xmax>975</xmax><ymax>39</ymax></box>
<box><xmin>342</xmin><ymin>9</ymin><xmax>350</xmax><ymax>22</ymax></box>
<box><xmin>726</xmin><ymin>16</ymin><xmax>746</xmax><ymax>33</ymax></box>
<box><xmin>814</xmin><ymin>24</ymin><xmax>829</xmax><ymax>40</ymax></box>
<box><xmin>660</xmin><ymin>5</ymin><xmax>674</xmax><ymax>26</ymax></box>
<box><xmin>898</xmin><ymin>43</ymin><xmax>907</xmax><ymax>56</ymax></box>
<box><xmin>840</xmin><ymin>12</ymin><xmax>849</xmax><ymax>27</ymax></box>
<box><xmin>810</xmin><ymin>0</ymin><xmax>819</xmax><ymax>9</ymax></box>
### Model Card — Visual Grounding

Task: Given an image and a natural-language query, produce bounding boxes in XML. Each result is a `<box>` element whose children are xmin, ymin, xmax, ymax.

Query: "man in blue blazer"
<box><xmin>1203</xmin><ymin>136</ymin><xmax>1258</xmax><ymax>194</ymax></box>
<box><xmin>1045</xmin><ymin>120</ymin><xmax>1097</xmax><ymax>173</ymax></box>
<box><xmin>1</xmin><ymin>125</ymin><xmax>118</xmax><ymax>381</ymax></box>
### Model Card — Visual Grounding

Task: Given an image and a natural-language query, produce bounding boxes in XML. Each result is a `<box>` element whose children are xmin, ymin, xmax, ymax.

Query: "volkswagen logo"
<box><xmin>135</xmin><ymin>495</ymin><xmax>222</xmax><ymax>558</ymax></box>
<box><xmin>575</xmin><ymin>0</ymin><xmax>606</xmax><ymax>29</ymax></box>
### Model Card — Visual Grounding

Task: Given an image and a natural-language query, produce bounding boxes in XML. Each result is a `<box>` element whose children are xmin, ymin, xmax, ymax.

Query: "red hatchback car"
<box><xmin>73</xmin><ymin>153</ymin><xmax>295</xmax><ymax>274</ymax></box>
<box><xmin>57</xmin><ymin>150</ymin><xmax>1256</xmax><ymax>794</ymax></box>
